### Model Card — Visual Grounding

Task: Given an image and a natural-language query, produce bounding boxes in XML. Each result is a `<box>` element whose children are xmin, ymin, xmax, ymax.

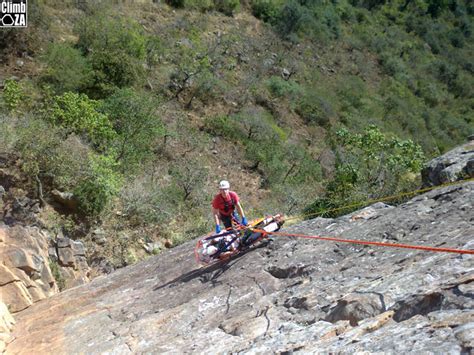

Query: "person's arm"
<box><xmin>236</xmin><ymin>202</ymin><xmax>247</xmax><ymax>225</ymax></box>
<box><xmin>212</xmin><ymin>207</ymin><xmax>221</xmax><ymax>226</ymax></box>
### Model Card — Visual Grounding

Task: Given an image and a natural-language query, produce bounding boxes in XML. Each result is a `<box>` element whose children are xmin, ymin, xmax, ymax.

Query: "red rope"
<box><xmin>253</xmin><ymin>229</ymin><xmax>474</xmax><ymax>255</ymax></box>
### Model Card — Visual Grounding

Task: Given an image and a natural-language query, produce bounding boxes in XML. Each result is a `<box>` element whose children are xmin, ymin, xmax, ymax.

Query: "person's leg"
<box><xmin>232</xmin><ymin>211</ymin><xmax>240</xmax><ymax>224</ymax></box>
<box><xmin>221</xmin><ymin>215</ymin><xmax>233</xmax><ymax>229</ymax></box>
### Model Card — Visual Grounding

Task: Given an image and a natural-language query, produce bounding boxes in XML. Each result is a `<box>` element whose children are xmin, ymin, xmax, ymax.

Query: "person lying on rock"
<box><xmin>202</xmin><ymin>232</ymin><xmax>240</xmax><ymax>260</ymax></box>
<box><xmin>240</xmin><ymin>214</ymin><xmax>284</xmax><ymax>247</ymax></box>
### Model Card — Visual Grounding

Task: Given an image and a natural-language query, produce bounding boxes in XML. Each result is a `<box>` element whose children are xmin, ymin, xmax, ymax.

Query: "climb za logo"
<box><xmin>1</xmin><ymin>0</ymin><xmax>27</xmax><ymax>27</ymax></box>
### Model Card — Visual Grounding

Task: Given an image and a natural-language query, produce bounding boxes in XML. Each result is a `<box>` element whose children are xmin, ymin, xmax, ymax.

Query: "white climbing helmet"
<box><xmin>219</xmin><ymin>180</ymin><xmax>230</xmax><ymax>189</ymax></box>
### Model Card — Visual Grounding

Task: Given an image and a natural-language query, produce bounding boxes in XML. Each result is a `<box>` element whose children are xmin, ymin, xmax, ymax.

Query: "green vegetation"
<box><xmin>2</xmin><ymin>80</ymin><xmax>23</xmax><ymax>112</ymax></box>
<box><xmin>101</xmin><ymin>88</ymin><xmax>165</xmax><ymax>172</ymax></box>
<box><xmin>49</xmin><ymin>260</ymin><xmax>66</xmax><ymax>291</ymax></box>
<box><xmin>305</xmin><ymin>126</ymin><xmax>425</xmax><ymax>217</ymax></box>
<box><xmin>74</xmin><ymin>154</ymin><xmax>122</xmax><ymax>217</ymax></box>
<box><xmin>40</xmin><ymin>43</ymin><xmax>93</xmax><ymax>94</ymax></box>
<box><xmin>74</xmin><ymin>13</ymin><xmax>147</xmax><ymax>97</ymax></box>
<box><xmin>47</xmin><ymin>92</ymin><xmax>116</xmax><ymax>149</ymax></box>
<box><xmin>0</xmin><ymin>0</ymin><xmax>471</xmax><ymax>267</ymax></box>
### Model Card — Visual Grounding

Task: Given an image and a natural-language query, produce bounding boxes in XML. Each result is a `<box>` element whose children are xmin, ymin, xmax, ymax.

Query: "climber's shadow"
<box><xmin>152</xmin><ymin>241</ymin><xmax>272</xmax><ymax>291</ymax></box>
<box><xmin>153</xmin><ymin>256</ymin><xmax>239</xmax><ymax>291</ymax></box>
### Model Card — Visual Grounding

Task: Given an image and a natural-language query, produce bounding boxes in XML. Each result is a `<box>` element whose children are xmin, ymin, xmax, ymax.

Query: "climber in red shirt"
<box><xmin>211</xmin><ymin>180</ymin><xmax>247</xmax><ymax>234</ymax></box>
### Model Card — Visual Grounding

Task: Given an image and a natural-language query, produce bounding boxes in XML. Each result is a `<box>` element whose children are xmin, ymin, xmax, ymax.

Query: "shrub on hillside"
<box><xmin>101</xmin><ymin>88</ymin><xmax>165</xmax><ymax>173</ymax></box>
<box><xmin>349</xmin><ymin>0</ymin><xmax>387</xmax><ymax>10</ymax></box>
<box><xmin>74</xmin><ymin>154</ymin><xmax>122</xmax><ymax>217</ymax></box>
<box><xmin>186</xmin><ymin>0</ymin><xmax>214</xmax><ymax>11</ymax></box>
<box><xmin>233</xmin><ymin>108</ymin><xmax>278</xmax><ymax>140</ymax></box>
<box><xmin>294</xmin><ymin>91</ymin><xmax>333</xmax><ymax>127</ymax></box>
<box><xmin>166</xmin><ymin>0</ymin><xmax>185</xmax><ymax>8</ymax></box>
<box><xmin>13</xmin><ymin>116</ymin><xmax>61</xmax><ymax>179</ymax></box>
<box><xmin>0</xmin><ymin>115</ymin><xmax>16</xmax><ymax>153</ymax></box>
<box><xmin>305</xmin><ymin>126</ymin><xmax>425</xmax><ymax>218</ymax></box>
<box><xmin>0</xmin><ymin>1</ymin><xmax>49</xmax><ymax>57</ymax></box>
<box><xmin>251</xmin><ymin>0</ymin><xmax>280</xmax><ymax>23</ymax></box>
<box><xmin>213</xmin><ymin>0</ymin><xmax>240</xmax><ymax>16</ymax></box>
<box><xmin>275</xmin><ymin>0</ymin><xmax>304</xmax><ymax>37</ymax></box>
<box><xmin>336</xmin><ymin>76</ymin><xmax>367</xmax><ymax>111</ymax></box>
<box><xmin>169</xmin><ymin>159</ymin><xmax>209</xmax><ymax>202</ymax></box>
<box><xmin>267</xmin><ymin>76</ymin><xmax>301</xmax><ymax>98</ymax></box>
<box><xmin>245</xmin><ymin>139</ymin><xmax>287</xmax><ymax>186</ymax></box>
<box><xmin>13</xmin><ymin>117</ymin><xmax>91</xmax><ymax>195</ymax></box>
<box><xmin>187</xmin><ymin>71</ymin><xmax>226</xmax><ymax>108</ymax></box>
<box><xmin>47</xmin><ymin>92</ymin><xmax>116</xmax><ymax>149</ymax></box>
<box><xmin>204</xmin><ymin>115</ymin><xmax>239</xmax><ymax>140</ymax></box>
<box><xmin>2</xmin><ymin>79</ymin><xmax>23</xmax><ymax>112</ymax></box>
<box><xmin>40</xmin><ymin>43</ymin><xmax>93</xmax><ymax>94</ymax></box>
<box><xmin>74</xmin><ymin>14</ymin><xmax>146</xmax><ymax>97</ymax></box>
<box><xmin>145</xmin><ymin>36</ymin><xmax>165</xmax><ymax>67</ymax></box>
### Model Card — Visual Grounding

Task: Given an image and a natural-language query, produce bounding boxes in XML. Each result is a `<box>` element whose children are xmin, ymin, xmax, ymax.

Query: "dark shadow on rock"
<box><xmin>390</xmin><ymin>292</ymin><xmax>444</xmax><ymax>322</ymax></box>
<box><xmin>325</xmin><ymin>292</ymin><xmax>386</xmax><ymax>326</ymax></box>
<box><xmin>153</xmin><ymin>261</ymin><xmax>230</xmax><ymax>292</ymax></box>
<box><xmin>153</xmin><ymin>240</ymin><xmax>272</xmax><ymax>291</ymax></box>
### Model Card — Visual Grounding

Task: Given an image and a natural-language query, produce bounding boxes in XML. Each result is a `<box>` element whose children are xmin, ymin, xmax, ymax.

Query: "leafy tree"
<box><xmin>74</xmin><ymin>14</ymin><xmax>146</xmax><ymax>97</ymax></box>
<box><xmin>252</xmin><ymin>0</ymin><xmax>281</xmax><ymax>23</ymax></box>
<box><xmin>101</xmin><ymin>88</ymin><xmax>165</xmax><ymax>173</ymax></box>
<box><xmin>334</xmin><ymin>125</ymin><xmax>425</xmax><ymax>186</ymax></box>
<box><xmin>169</xmin><ymin>159</ymin><xmax>209</xmax><ymax>201</ymax></box>
<box><xmin>74</xmin><ymin>154</ymin><xmax>122</xmax><ymax>217</ymax></box>
<box><xmin>40</xmin><ymin>43</ymin><xmax>93</xmax><ymax>94</ymax></box>
<box><xmin>305</xmin><ymin>126</ymin><xmax>425</xmax><ymax>217</ymax></box>
<box><xmin>168</xmin><ymin>36</ymin><xmax>228</xmax><ymax>108</ymax></box>
<box><xmin>47</xmin><ymin>92</ymin><xmax>116</xmax><ymax>149</ymax></box>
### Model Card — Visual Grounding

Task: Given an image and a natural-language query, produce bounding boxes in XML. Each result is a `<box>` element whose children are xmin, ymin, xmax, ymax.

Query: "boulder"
<box><xmin>422</xmin><ymin>140</ymin><xmax>474</xmax><ymax>187</ymax></box>
<box><xmin>325</xmin><ymin>293</ymin><xmax>386</xmax><ymax>326</ymax></box>
<box><xmin>58</xmin><ymin>247</ymin><xmax>75</xmax><ymax>267</ymax></box>
<box><xmin>143</xmin><ymin>242</ymin><xmax>162</xmax><ymax>254</ymax></box>
<box><xmin>71</xmin><ymin>240</ymin><xmax>86</xmax><ymax>256</ymax></box>
<box><xmin>50</xmin><ymin>189</ymin><xmax>79</xmax><ymax>212</ymax></box>
<box><xmin>5</xmin><ymin>247</ymin><xmax>40</xmax><ymax>275</ymax></box>
<box><xmin>281</xmin><ymin>68</ymin><xmax>291</xmax><ymax>80</ymax></box>
<box><xmin>92</xmin><ymin>228</ymin><xmax>107</xmax><ymax>245</ymax></box>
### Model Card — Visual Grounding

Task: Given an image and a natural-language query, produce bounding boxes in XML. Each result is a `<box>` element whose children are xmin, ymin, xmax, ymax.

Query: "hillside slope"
<box><xmin>6</xmin><ymin>180</ymin><xmax>473</xmax><ymax>354</ymax></box>
<box><xmin>1</xmin><ymin>0</ymin><xmax>472</xmax><ymax>257</ymax></box>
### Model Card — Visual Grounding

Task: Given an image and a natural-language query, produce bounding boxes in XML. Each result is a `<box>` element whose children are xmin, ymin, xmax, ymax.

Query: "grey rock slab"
<box><xmin>6</xmin><ymin>181</ymin><xmax>474</xmax><ymax>354</ymax></box>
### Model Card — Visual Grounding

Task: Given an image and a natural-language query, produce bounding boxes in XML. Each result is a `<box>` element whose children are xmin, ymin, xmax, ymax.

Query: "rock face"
<box><xmin>422</xmin><ymin>140</ymin><xmax>474</xmax><ymax>187</ymax></box>
<box><xmin>0</xmin><ymin>225</ymin><xmax>91</xmax><ymax>352</ymax></box>
<box><xmin>0</xmin><ymin>225</ymin><xmax>91</xmax><ymax>311</ymax></box>
<box><xmin>6</xmin><ymin>181</ymin><xmax>473</xmax><ymax>354</ymax></box>
<box><xmin>0</xmin><ymin>225</ymin><xmax>58</xmax><ymax>313</ymax></box>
